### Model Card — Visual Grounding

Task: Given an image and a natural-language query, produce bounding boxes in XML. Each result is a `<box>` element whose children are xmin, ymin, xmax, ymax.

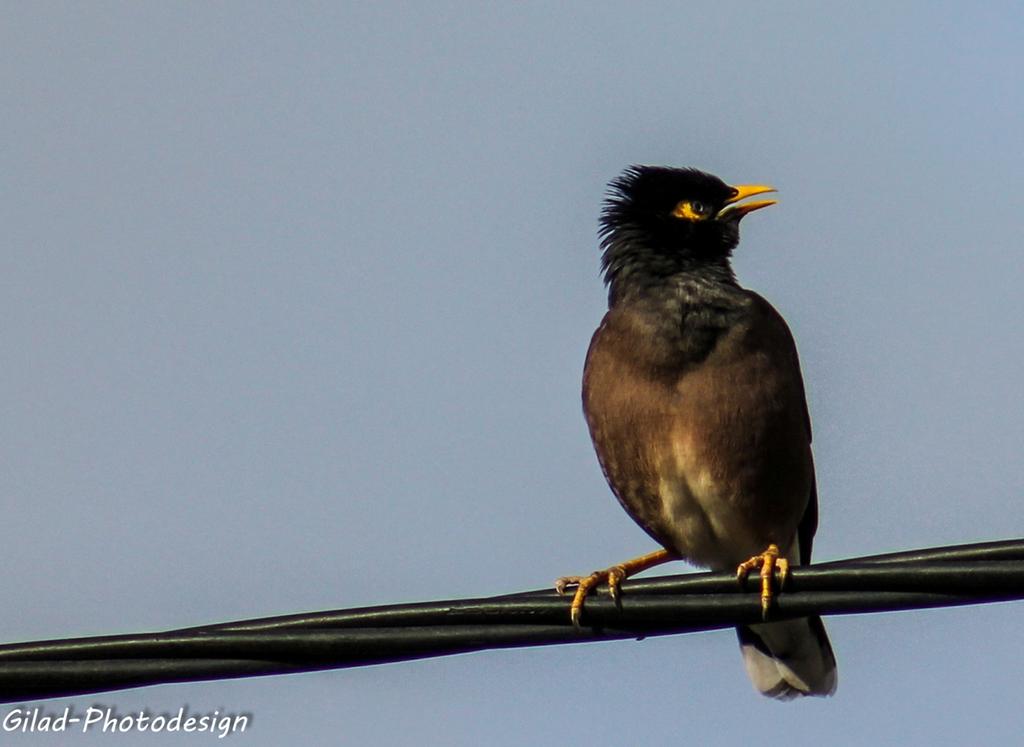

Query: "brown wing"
<box><xmin>747</xmin><ymin>292</ymin><xmax>818</xmax><ymax>566</ymax></box>
<box><xmin>581</xmin><ymin>312</ymin><xmax>677</xmax><ymax>546</ymax></box>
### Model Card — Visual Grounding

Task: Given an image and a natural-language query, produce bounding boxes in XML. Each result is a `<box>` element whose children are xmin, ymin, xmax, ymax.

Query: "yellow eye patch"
<box><xmin>672</xmin><ymin>200</ymin><xmax>711</xmax><ymax>221</ymax></box>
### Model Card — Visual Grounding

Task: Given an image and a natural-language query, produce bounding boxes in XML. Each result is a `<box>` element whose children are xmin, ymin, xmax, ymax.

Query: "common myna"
<box><xmin>558</xmin><ymin>166</ymin><xmax>837</xmax><ymax>699</ymax></box>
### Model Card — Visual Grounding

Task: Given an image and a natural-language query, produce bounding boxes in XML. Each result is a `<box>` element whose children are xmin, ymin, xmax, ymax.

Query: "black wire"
<box><xmin>2</xmin><ymin>538</ymin><xmax>1023</xmax><ymax>703</ymax></box>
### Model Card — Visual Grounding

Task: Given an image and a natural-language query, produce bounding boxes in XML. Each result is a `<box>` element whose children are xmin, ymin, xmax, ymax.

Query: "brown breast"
<box><xmin>582</xmin><ymin>294</ymin><xmax>814</xmax><ymax>561</ymax></box>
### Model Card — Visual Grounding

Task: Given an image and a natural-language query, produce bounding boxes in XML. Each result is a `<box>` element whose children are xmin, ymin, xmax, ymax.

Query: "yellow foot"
<box><xmin>555</xmin><ymin>548</ymin><xmax>674</xmax><ymax>627</ymax></box>
<box><xmin>736</xmin><ymin>543</ymin><xmax>790</xmax><ymax>620</ymax></box>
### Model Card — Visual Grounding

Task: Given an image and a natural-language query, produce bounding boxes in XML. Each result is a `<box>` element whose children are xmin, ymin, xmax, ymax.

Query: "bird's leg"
<box><xmin>555</xmin><ymin>548</ymin><xmax>675</xmax><ymax>627</ymax></box>
<box><xmin>736</xmin><ymin>543</ymin><xmax>790</xmax><ymax>620</ymax></box>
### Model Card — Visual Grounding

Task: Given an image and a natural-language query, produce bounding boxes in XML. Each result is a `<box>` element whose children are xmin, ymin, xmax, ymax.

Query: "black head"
<box><xmin>599</xmin><ymin>165</ymin><xmax>776</xmax><ymax>298</ymax></box>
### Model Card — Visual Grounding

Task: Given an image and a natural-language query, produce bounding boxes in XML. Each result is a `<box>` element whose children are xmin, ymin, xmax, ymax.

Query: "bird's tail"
<box><xmin>736</xmin><ymin>616</ymin><xmax>837</xmax><ymax>699</ymax></box>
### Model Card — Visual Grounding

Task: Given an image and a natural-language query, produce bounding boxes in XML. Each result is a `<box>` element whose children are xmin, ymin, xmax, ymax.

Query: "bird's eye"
<box><xmin>671</xmin><ymin>200</ymin><xmax>712</xmax><ymax>221</ymax></box>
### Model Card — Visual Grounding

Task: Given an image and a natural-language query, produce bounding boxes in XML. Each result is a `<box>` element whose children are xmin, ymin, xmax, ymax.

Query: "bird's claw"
<box><xmin>555</xmin><ymin>565</ymin><xmax>628</xmax><ymax>628</ymax></box>
<box><xmin>554</xmin><ymin>576</ymin><xmax>580</xmax><ymax>596</ymax></box>
<box><xmin>606</xmin><ymin>565</ymin><xmax>626</xmax><ymax>604</ymax></box>
<box><xmin>556</xmin><ymin>548</ymin><xmax>674</xmax><ymax>627</ymax></box>
<box><xmin>555</xmin><ymin>570</ymin><xmax>608</xmax><ymax>628</ymax></box>
<box><xmin>736</xmin><ymin>543</ymin><xmax>790</xmax><ymax>620</ymax></box>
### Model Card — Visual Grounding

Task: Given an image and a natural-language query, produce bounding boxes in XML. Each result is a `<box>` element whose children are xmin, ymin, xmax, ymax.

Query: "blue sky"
<box><xmin>3</xmin><ymin>2</ymin><xmax>1024</xmax><ymax>744</ymax></box>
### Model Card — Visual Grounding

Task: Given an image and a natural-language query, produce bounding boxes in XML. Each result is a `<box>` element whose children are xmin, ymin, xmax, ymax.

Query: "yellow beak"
<box><xmin>717</xmin><ymin>183</ymin><xmax>777</xmax><ymax>219</ymax></box>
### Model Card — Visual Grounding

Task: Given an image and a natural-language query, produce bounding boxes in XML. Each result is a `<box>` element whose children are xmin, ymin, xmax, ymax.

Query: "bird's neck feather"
<box><xmin>607</xmin><ymin>272</ymin><xmax>752</xmax><ymax>367</ymax></box>
<box><xmin>602</xmin><ymin>233</ymin><xmax>738</xmax><ymax>308</ymax></box>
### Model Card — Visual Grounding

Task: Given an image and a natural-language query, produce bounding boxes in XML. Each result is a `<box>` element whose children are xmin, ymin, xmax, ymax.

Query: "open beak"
<box><xmin>716</xmin><ymin>184</ymin><xmax>777</xmax><ymax>220</ymax></box>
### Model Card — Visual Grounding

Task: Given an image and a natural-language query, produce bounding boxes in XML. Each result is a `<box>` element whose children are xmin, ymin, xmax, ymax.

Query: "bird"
<box><xmin>557</xmin><ymin>165</ymin><xmax>837</xmax><ymax>699</ymax></box>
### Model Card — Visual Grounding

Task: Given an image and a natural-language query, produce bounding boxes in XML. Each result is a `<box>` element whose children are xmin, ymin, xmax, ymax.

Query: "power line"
<box><xmin>2</xmin><ymin>538</ymin><xmax>1023</xmax><ymax>702</ymax></box>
